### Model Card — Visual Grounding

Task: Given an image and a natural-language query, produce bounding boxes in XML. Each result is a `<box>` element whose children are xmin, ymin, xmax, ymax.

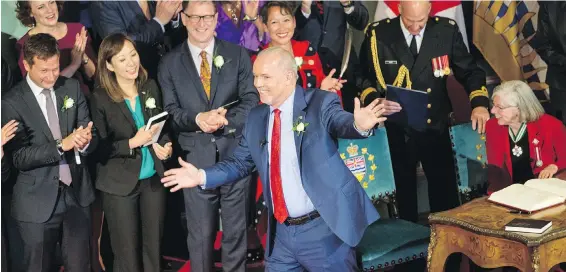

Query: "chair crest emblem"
<box><xmin>341</xmin><ymin>143</ymin><xmax>378</xmax><ymax>189</ymax></box>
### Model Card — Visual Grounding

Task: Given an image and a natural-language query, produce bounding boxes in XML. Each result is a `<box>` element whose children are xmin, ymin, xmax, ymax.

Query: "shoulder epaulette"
<box><xmin>433</xmin><ymin>16</ymin><xmax>457</xmax><ymax>27</ymax></box>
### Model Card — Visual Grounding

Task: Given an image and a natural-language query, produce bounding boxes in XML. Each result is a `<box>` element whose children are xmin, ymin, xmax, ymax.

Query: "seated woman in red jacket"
<box><xmin>251</xmin><ymin>1</ymin><xmax>344</xmax><ymax>93</ymax></box>
<box><xmin>486</xmin><ymin>80</ymin><xmax>566</xmax><ymax>193</ymax></box>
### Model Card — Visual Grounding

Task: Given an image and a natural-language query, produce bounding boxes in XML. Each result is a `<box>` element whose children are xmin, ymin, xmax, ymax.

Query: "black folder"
<box><xmin>385</xmin><ymin>85</ymin><xmax>428</xmax><ymax>131</ymax></box>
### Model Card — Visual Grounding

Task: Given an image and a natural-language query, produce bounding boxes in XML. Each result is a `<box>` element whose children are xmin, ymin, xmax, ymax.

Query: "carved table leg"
<box><xmin>429</xmin><ymin>224</ymin><xmax>532</xmax><ymax>271</ymax></box>
<box><xmin>536</xmin><ymin>237</ymin><xmax>566</xmax><ymax>272</ymax></box>
<box><xmin>428</xmin><ymin>225</ymin><xmax>454</xmax><ymax>272</ymax></box>
<box><xmin>530</xmin><ymin>247</ymin><xmax>540</xmax><ymax>272</ymax></box>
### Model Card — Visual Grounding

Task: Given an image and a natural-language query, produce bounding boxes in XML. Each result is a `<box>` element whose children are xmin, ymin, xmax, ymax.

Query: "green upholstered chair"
<box><xmin>449</xmin><ymin>123</ymin><xmax>489</xmax><ymax>203</ymax></box>
<box><xmin>339</xmin><ymin>127</ymin><xmax>430</xmax><ymax>271</ymax></box>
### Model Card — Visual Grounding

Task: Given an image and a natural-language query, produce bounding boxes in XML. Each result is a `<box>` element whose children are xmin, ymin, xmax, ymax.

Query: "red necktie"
<box><xmin>270</xmin><ymin>109</ymin><xmax>288</xmax><ymax>223</ymax></box>
<box><xmin>316</xmin><ymin>1</ymin><xmax>324</xmax><ymax>15</ymax></box>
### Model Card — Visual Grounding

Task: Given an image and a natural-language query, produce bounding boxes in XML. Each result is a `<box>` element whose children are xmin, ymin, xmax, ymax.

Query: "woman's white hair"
<box><xmin>492</xmin><ymin>80</ymin><xmax>544</xmax><ymax>122</ymax></box>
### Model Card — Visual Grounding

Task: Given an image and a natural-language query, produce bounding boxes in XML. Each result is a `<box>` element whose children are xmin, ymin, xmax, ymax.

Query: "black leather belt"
<box><xmin>284</xmin><ymin>211</ymin><xmax>320</xmax><ymax>226</ymax></box>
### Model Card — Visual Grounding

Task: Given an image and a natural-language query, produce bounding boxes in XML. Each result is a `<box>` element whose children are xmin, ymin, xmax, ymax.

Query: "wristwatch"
<box><xmin>56</xmin><ymin>139</ymin><xmax>64</xmax><ymax>154</ymax></box>
<box><xmin>341</xmin><ymin>1</ymin><xmax>354</xmax><ymax>8</ymax></box>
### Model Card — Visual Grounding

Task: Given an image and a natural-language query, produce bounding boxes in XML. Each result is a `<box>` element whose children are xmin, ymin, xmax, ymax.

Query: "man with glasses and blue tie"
<box><xmin>158</xmin><ymin>1</ymin><xmax>259</xmax><ymax>271</ymax></box>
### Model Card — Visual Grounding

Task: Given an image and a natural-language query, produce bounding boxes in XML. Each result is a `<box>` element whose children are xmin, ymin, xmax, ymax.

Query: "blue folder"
<box><xmin>385</xmin><ymin>85</ymin><xmax>428</xmax><ymax>131</ymax></box>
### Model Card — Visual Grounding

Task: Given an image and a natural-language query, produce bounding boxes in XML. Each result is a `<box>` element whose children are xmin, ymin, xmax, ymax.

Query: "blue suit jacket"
<box><xmin>205</xmin><ymin>86</ymin><xmax>380</xmax><ymax>255</ymax></box>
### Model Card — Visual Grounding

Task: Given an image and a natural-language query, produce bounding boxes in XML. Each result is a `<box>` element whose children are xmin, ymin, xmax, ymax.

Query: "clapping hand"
<box><xmin>353</xmin><ymin>98</ymin><xmax>388</xmax><ymax>131</ymax></box>
<box><xmin>161</xmin><ymin>157</ymin><xmax>204</xmax><ymax>192</ymax></box>
<box><xmin>156</xmin><ymin>0</ymin><xmax>182</xmax><ymax>23</ymax></box>
<box><xmin>1</xmin><ymin>120</ymin><xmax>19</xmax><ymax>159</ymax></box>
<box><xmin>71</xmin><ymin>27</ymin><xmax>88</xmax><ymax>68</ymax></box>
<box><xmin>197</xmin><ymin>108</ymin><xmax>229</xmax><ymax>133</ymax></box>
<box><xmin>73</xmin><ymin>121</ymin><xmax>94</xmax><ymax>150</ymax></box>
<box><xmin>320</xmin><ymin>69</ymin><xmax>347</xmax><ymax>93</ymax></box>
<box><xmin>153</xmin><ymin>142</ymin><xmax>173</xmax><ymax>160</ymax></box>
<box><xmin>244</xmin><ymin>0</ymin><xmax>259</xmax><ymax>19</ymax></box>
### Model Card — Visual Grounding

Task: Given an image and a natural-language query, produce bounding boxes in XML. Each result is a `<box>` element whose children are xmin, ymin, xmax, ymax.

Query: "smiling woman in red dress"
<box><xmin>15</xmin><ymin>0</ymin><xmax>96</xmax><ymax>96</ymax></box>
<box><xmin>251</xmin><ymin>1</ymin><xmax>344</xmax><ymax>93</ymax></box>
<box><xmin>486</xmin><ymin>80</ymin><xmax>566</xmax><ymax>194</ymax></box>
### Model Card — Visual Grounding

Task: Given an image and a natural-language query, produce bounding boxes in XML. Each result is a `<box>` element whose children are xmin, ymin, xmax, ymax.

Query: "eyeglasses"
<box><xmin>491</xmin><ymin>103</ymin><xmax>516</xmax><ymax>111</ymax></box>
<box><xmin>181</xmin><ymin>11</ymin><xmax>217</xmax><ymax>24</ymax></box>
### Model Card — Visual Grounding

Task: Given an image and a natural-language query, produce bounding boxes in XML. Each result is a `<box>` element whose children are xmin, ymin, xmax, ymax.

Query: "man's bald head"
<box><xmin>399</xmin><ymin>1</ymin><xmax>431</xmax><ymax>35</ymax></box>
<box><xmin>253</xmin><ymin>46</ymin><xmax>298</xmax><ymax>107</ymax></box>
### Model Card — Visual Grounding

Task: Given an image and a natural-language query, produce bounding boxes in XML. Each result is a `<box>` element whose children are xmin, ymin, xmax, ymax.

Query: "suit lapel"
<box><xmin>118</xmin><ymin>100</ymin><xmax>137</xmax><ymax>131</ymax></box>
<box><xmin>20</xmin><ymin>85</ymin><xmax>53</xmax><ymax>141</ymax></box>
<box><xmin>410</xmin><ymin>18</ymin><xmax>438</xmax><ymax>77</ymax></box>
<box><xmin>182</xmin><ymin>42</ymin><xmax>209</xmax><ymax>104</ymax></box>
<box><xmin>390</xmin><ymin>18</ymin><xmax>415</xmax><ymax>70</ymax></box>
<box><xmin>322</xmin><ymin>2</ymin><xmax>330</xmax><ymax>31</ymax></box>
<box><xmin>209</xmin><ymin>39</ymin><xmax>221</xmax><ymax>104</ymax></box>
<box><xmin>55</xmin><ymin>89</ymin><xmax>68</xmax><ymax>137</ymax></box>
<box><xmin>292</xmin><ymin>86</ymin><xmax>307</xmax><ymax>164</ymax></box>
<box><xmin>259</xmin><ymin>106</ymin><xmax>271</xmax><ymax>207</ymax></box>
<box><xmin>127</xmin><ymin>1</ymin><xmax>145</xmax><ymax>18</ymax></box>
<box><xmin>139</xmin><ymin>83</ymin><xmax>151</xmax><ymax>121</ymax></box>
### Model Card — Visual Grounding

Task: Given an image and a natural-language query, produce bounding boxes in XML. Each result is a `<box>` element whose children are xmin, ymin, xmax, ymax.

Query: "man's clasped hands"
<box><xmin>61</xmin><ymin>121</ymin><xmax>94</xmax><ymax>151</ymax></box>
<box><xmin>196</xmin><ymin>107</ymin><xmax>229</xmax><ymax>133</ymax></box>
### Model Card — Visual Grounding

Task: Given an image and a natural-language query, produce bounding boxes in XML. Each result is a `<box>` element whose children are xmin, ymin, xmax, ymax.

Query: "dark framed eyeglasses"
<box><xmin>181</xmin><ymin>11</ymin><xmax>217</xmax><ymax>24</ymax></box>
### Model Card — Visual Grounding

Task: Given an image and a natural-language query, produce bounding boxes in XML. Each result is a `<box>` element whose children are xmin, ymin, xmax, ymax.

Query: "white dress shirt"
<box><xmin>267</xmin><ymin>91</ymin><xmax>315</xmax><ymax>217</ymax></box>
<box><xmin>188</xmin><ymin>39</ymin><xmax>215</xmax><ymax>125</ymax></box>
<box><xmin>27</xmin><ymin>75</ymin><xmax>58</xmax><ymax>121</ymax></box>
<box><xmin>187</xmin><ymin>39</ymin><xmax>214</xmax><ymax>76</ymax></box>
<box><xmin>27</xmin><ymin>75</ymin><xmax>88</xmax><ymax>153</ymax></box>
<box><xmin>400</xmin><ymin>19</ymin><xmax>426</xmax><ymax>53</ymax></box>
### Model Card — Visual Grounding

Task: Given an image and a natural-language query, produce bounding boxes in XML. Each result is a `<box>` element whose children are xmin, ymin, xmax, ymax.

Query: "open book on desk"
<box><xmin>488</xmin><ymin>178</ymin><xmax>566</xmax><ymax>213</ymax></box>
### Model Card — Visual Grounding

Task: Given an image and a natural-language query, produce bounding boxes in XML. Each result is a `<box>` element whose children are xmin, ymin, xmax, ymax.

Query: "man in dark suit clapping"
<box><xmin>1</xmin><ymin>33</ymin><xmax>97</xmax><ymax>272</ymax></box>
<box><xmin>158</xmin><ymin>1</ymin><xmax>259</xmax><ymax>271</ymax></box>
<box><xmin>90</xmin><ymin>0</ymin><xmax>183</xmax><ymax>79</ymax></box>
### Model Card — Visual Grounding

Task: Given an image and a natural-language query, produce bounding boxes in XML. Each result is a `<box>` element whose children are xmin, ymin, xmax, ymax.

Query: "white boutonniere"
<box><xmin>142</xmin><ymin>90</ymin><xmax>161</xmax><ymax>116</ymax></box>
<box><xmin>212</xmin><ymin>48</ymin><xmax>231</xmax><ymax>74</ymax></box>
<box><xmin>214</xmin><ymin>55</ymin><xmax>225</xmax><ymax>70</ymax></box>
<box><xmin>145</xmin><ymin>97</ymin><xmax>156</xmax><ymax>109</ymax></box>
<box><xmin>295</xmin><ymin>57</ymin><xmax>303</xmax><ymax>70</ymax></box>
<box><xmin>292</xmin><ymin>116</ymin><xmax>309</xmax><ymax>135</ymax></box>
<box><xmin>61</xmin><ymin>95</ymin><xmax>74</xmax><ymax>112</ymax></box>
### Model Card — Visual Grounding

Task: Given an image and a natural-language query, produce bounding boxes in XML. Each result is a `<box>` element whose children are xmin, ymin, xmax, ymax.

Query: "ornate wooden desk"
<box><xmin>427</xmin><ymin>197</ymin><xmax>566</xmax><ymax>272</ymax></box>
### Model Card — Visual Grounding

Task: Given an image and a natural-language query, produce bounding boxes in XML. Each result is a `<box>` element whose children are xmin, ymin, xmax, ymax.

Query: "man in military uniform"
<box><xmin>358</xmin><ymin>1</ymin><xmax>490</xmax><ymax>222</ymax></box>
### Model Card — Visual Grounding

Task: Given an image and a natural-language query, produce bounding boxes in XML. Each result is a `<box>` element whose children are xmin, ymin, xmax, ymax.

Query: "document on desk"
<box><xmin>385</xmin><ymin>85</ymin><xmax>428</xmax><ymax>131</ymax></box>
<box><xmin>488</xmin><ymin>178</ymin><xmax>566</xmax><ymax>213</ymax></box>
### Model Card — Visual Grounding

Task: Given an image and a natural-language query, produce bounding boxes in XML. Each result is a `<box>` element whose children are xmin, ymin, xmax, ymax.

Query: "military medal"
<box><xmin>509</xmin><ymin>123</ymin><xmax>527</xmax><ymax>157</ymax></box>
<box><xmin>432</xmin><ymin>57</ymin><xmax>442</xmax><ymax>78</ymax></box>
<box><xmin>442</xmin><ymin>55</ymin><xmax>451</xmax><ymax>76</ymax></box>
<box><xmin>533</xmin><ymin>138</ymin><xmax>543</xmax><ymax>167</ymax></box>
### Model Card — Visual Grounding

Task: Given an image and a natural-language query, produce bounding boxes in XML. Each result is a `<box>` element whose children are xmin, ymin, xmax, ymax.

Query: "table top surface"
<box><xmin>428</xmin><ymin>197</ymin><xmax>566</xmax><ymax>246</ymax></box>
